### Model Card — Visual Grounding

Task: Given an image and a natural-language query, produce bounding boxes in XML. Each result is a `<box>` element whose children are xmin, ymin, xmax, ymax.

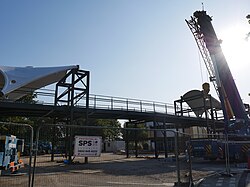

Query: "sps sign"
<box><xmin>74</xmin><ymin>136</ymin><xmax>102</xmax><ymax>157</ymax></box>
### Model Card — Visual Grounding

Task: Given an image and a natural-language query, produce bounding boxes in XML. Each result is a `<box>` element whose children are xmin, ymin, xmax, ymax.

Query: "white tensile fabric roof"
<box><xmin>0</xmin><ymin>65</ymin><xmax>78</xmax><ymax>101</ymax></box>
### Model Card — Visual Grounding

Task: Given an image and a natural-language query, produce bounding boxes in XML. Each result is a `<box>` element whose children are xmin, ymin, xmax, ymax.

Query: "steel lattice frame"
<box><xmin>185</xmin><ymin>17</ymin><xmax>219</xmax><ymax>97</ymax></box>
<box><xmin>54</xmin><ymin>66</ymin><xmax>90</xmax><ymax>109</ymax></box>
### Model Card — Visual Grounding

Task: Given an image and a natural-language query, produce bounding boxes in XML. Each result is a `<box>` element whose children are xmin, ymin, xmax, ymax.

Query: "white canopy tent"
<box><xmin>0</xmin><ymin>65</ymin><xmax>78</xmax><ymax>101</ymax></box>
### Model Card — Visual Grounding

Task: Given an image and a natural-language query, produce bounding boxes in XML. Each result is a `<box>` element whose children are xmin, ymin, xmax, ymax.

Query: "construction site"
<box><xmin>1</xmin><ymin>7</ymin><xmax>250</xmax><ymax>187</ymax></box>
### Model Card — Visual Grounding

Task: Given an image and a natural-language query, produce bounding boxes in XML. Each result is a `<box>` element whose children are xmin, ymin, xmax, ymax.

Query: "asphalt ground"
<box><xmin>1</xmin><ymin>154</ymin><xmax>250</xmax><ymax>187</ymax></box>
<box><xmin>197</xmin><ymin>169</ymin><xmax>250</xmax><ymax>187</ymax></box>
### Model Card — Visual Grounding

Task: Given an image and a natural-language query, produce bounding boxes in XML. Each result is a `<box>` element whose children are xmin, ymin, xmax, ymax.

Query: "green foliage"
<box><xmin>16</xmin><ymin>92</ymin><xmax>37</xmax><ymax>104</ymax></box>
<box><xmin>0</xmin><ymin>92</ymin><xmax>37</xmax><ymax>136</ymax></box>
<box><xmin>247</xmin><ymin>14</ymin><xmax>250</xmax><ymax>23</ymax></box>
<box><xmin>247</xmin><ymin>15</ymin><xmax>250</xmax><ymax>41</ymax></box>
<box><xmin>123</xmin><ymin>123</ymin><xmax>148</xmax><ymax>142</ymax></box>
<box><xmin>77</xmin><ymin>119</ymin><xmax>122</xmax><ymax>140</ymax></box>
<box><xmin>0</xmin><ymin>91</ymin><xmax>122</xmax><ymax>143</ymax></box>
<box><xmin>96</xmin><ymin>119</ymin><xmax>121</xmax><ymax>140</ymax></box>
<box><xmin>0</xmin><ymin>116</ymin><xmax>34</xmax><ymax>136</ymax></box>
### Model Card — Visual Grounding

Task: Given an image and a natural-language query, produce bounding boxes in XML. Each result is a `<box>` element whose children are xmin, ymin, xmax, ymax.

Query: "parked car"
<box><xmin>23</xmin><ymin>141</ymin><xmax>52</xmax><ymax>155</ymax></box>
<box><xmin>38</xmin><ymin>141</ymin><xmax>52</xmax><ymax>154</ymax></box>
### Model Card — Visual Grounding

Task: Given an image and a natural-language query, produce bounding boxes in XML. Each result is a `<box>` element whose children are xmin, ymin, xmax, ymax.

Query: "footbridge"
<box><xmin>0</xmin><ymin>65</ymin><xmax>224</xmax><ymax>130</ymax></box>
<box><xmin>0</xmin><ymin>93</ymin><xmax>224</xmax><ymax>129</ymax></box>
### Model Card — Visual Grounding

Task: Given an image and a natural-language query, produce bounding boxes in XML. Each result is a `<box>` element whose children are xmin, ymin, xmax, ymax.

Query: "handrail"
<box><xmin>2</xmin><ymin>89</ymin><xmax>198</xmax><ymax>117</ymax></box>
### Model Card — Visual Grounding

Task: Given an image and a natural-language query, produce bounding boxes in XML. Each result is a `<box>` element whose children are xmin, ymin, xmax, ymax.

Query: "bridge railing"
<box><xmin>32</xmin><ymin>89</ymin><xmax>194</xmax><ymax>116</ymax></box>
<box><xmin>87</xmin><ymin>94</ymin><xmax>176</xmax><ymax>114</ymax></box>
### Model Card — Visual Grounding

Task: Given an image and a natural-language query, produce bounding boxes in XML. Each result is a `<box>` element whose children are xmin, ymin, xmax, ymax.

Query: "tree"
<box><xmin>75</xmin><ymin>118</ymin><xmax>122</xmax><ymax>141</ymax></box>
<box><xmin>0</xmin><ymin>91</ymin><xmax>122</xmax><ymax>147</ymax></box>
<box><xmin>247</xmin><ymin>15</ymin><xmax>250</xmax><ymax>40</ymax></box>
<box><xmin>247</xmin><ymin>15</ymin><xmax>250</xmax><ymax>23</ymax></box>
<box><xmin>123</xmin><ymin>123</ymin><xmax>148</xmax><ymax>151</ymax></box>
<box><xmin>123</xmin><ymin>123</ymin><xmax>148</xmax><ymax>141</ymax></box>
<box><xmin>0</xmin><ymin>93</ymin><xmax>37</xmax><ymax>136</ymax></box>
<box><xmin>96</xmin><ymin>119</ymin><xmax>122</xmax><ymax>140</ymax></box>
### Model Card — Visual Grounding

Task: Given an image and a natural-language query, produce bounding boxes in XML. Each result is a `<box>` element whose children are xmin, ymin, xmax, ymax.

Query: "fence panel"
<box><xmin>31</xmin><ymin>124</ymin><xmax>194</xmax><ymax>187</ymax></box>
<box><xmin>190</xmin><ymin>134</ymin><xmax>250</xmax><ymax>184</ymax></box>
<box><xmin>174</xmin><ymin>132</ymin><xmax>193</xmax><ymax>186</ymax></box>
<box><xmin>4</xmin><ymin>121</ymin><xmax>250</xmax><ymax>187</ymax></box>
<box><xmin>0</xmin><ymin>122</ymin><xmax>33</xmax><ymax>187</ymax></box>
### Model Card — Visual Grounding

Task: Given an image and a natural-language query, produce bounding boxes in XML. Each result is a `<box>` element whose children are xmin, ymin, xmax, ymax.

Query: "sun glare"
<box><xmin>219</xmin><ymin>25</ymin><xmax>250</xmax><ymax>71</ymax></box>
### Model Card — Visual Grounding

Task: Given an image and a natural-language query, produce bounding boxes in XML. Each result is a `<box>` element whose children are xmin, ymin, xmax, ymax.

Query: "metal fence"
<box><xmin>5</xmin><ymin>122</ymin><xmax>236</xmax><ymax>187</ymax></box>
<box><xmin>187</xmin><ymin>132</ymin><xmax>250</xmax><ymax>184</ymax></box>
<box><xmin>31</xmin><ymin>124</ymin><xmax>193</xmax><ymax>187</ymax></box>
<box><xmin>0</xmin><ymin>122</ymin><xmax>33</xmax><ymax>187</ymax></box>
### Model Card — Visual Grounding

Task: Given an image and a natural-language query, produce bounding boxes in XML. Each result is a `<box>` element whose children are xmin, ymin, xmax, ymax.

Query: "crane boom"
<box><xmin>185</xmin><ymin>16</ymin><xmax>218</xmax><ymax>96</ymax></box>
<box><xmin>186</xmin><ymin>10</ymin><xmax>249</xmax><ymax>135</ymax></box>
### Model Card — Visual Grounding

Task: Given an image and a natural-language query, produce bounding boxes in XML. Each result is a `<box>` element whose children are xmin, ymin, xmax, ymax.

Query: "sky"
<box><xmin>0</xmin><ymin>0</ymin><xmax>250</xmax><ymax>105</ymax></box>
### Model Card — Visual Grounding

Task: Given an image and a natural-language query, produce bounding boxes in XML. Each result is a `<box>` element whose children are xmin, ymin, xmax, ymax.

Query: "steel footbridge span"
<box><xmin>0</xmin><ymin>65</ymin><xmax>224</xmax><ymax>129</ymax></box>
<box><xmin>0</xmin><ymin>94</ymin><xmax>223</xmax><ymax>129</ymax></box>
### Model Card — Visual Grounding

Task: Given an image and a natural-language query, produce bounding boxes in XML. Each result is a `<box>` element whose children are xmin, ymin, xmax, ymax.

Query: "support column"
<box><xmin>135</xmin><ymin>123</ymin><xmax>138</xmax><ymax>158</ymax></box>
<box><xmin>125</xmin><ymin>121</ymin><xmax>130</xmax><ymax>158</ymax></box>
<box><xmin>163</xmin><ymin>118</ymin><xmax>168</xmax><ymax>158</ymax></box>
<box><xmin>153</xmin><ymin>119</ymin><xmax>158</xmax><ymax>158</ymax></box>
<box><xmin>53</xmin><ymin>67</ymin><xmax>90</xmax><ymax>164</ymax></box>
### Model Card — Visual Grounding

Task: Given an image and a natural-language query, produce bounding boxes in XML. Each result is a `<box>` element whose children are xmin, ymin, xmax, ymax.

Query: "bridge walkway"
<box><xmin>0</xmin><ymin>94</ymin><xmax>224</xmax><ymax>128</ymax></box>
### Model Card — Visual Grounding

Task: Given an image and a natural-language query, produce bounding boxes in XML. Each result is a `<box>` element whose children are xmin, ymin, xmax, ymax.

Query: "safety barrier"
<box><xmin>29</xmin><ymin>124</ymin><xmax>194</xmax><ymax>187</ymax></box>
<box><xmin>7</xmin><ymin>122</ymin><xmax>250</xmax><ymax>186</ymax></box>
<box><xmin>32</xmin><ymin>90</ymin><xmax>194</xmax><ymax>117</ymax></box>
<box><xmin>0</xmin><ymin>122</ymin><xmax>33</xmax><ymax>187</ymax></box>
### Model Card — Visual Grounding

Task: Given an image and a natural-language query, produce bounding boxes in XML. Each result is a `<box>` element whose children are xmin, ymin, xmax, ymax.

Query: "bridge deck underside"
<box><xmin>0</xmin><ymin>102</ymin><xmax>224</xmax><ymax>129</ymax></box>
